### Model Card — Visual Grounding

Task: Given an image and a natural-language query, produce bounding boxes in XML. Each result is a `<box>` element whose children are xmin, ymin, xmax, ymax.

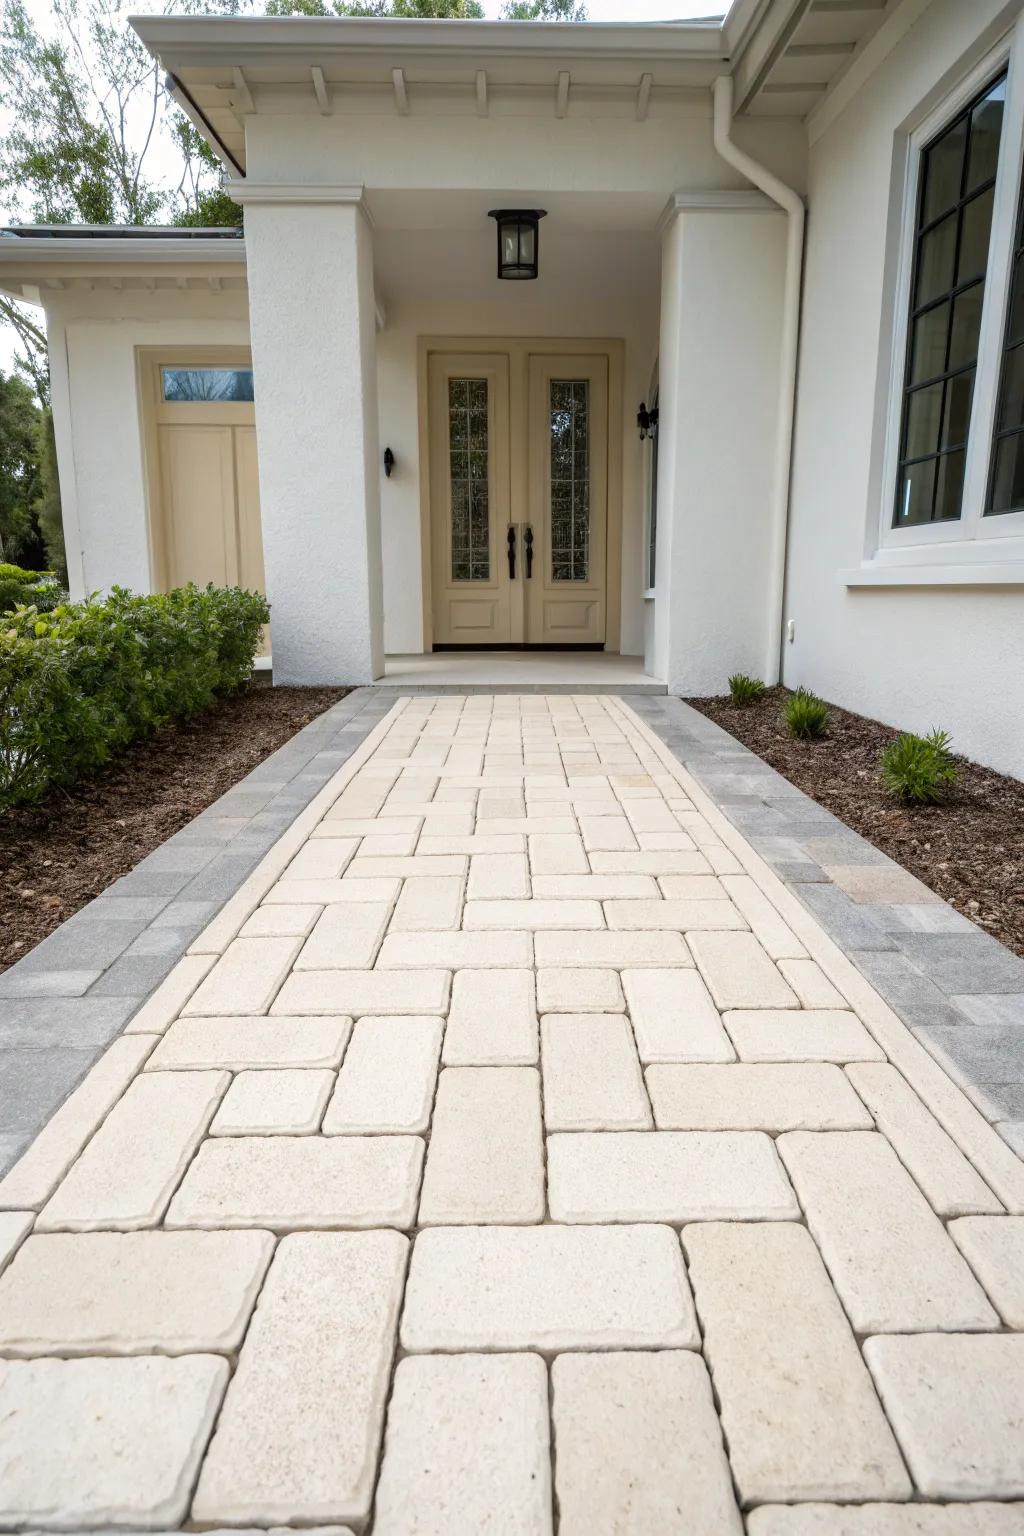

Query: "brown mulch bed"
<box><xmin>0</xmin><ymin>684</ymin><xmax>348</xmax><ymax>974</ymax></box>
<box><xmin>687</xmin><ymin>686</ymin><xmax>1024</xmax><ymax>960</ymax></box>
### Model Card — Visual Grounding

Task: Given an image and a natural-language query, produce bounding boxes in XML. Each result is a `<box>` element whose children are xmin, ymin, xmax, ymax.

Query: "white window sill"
<box><xmin>844</xmin><ymin>562</ymin><xmax>1024</xmax><ymax>587</ymax></box>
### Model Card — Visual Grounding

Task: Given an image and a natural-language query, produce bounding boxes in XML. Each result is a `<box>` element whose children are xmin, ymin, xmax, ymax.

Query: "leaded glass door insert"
<box><xmin>550</xmin><ymin>380</ymin><xmax>590</xmax><ymax>582</ymax></box>
<box><xmin>448</xmin><ymin>378</ymin><xmax>491</xmax><ymax>582</ymax></box>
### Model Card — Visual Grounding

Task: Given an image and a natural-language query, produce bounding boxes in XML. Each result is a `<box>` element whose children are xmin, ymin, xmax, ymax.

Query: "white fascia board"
<box><xmin>0</xmin><ymin>237</ymin><xmax>246</xmax><ymax>265</ymax></box>
<box><xmin>130</xmin><ymin>14</ymin><xmax>728</xmax><ymax>66</ymax></box>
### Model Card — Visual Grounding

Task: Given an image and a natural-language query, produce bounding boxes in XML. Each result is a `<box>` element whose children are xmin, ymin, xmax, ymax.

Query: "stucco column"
<box><xmin>240</xmin><ymin>190</ymin><xmax>384</xmax><ymax>684</ymax></box>
<box><xmin>653</xmin><ymin>192</ymin><xmax>787</xmax><ymax>694</ymax></box>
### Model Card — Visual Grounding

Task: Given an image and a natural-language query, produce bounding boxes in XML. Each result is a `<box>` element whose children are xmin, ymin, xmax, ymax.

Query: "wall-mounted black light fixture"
<box><xmin>637</xmin><ymin>402</ymin><xmax>659</xmax><ymax>441</ymax></box>
<box><xmin>488</xmin><ymin>209</ymin><xmax>547</xmax><ymax>281</ymax></box>
<box><xmin>383</xmin><ymin>446</ymin><xmax>395</xmax><ymax>478</ymax></box>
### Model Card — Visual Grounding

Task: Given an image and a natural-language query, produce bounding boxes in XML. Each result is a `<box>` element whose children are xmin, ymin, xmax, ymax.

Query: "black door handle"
<box><xmin>524</xmin><ymin>525</ymin><xmax>534</xmax><ymax>578</ymax></box>
<box><xmin>507</xmin><ymin>525</ymin><xmax>516</xmax><ymax>579</ymax></box>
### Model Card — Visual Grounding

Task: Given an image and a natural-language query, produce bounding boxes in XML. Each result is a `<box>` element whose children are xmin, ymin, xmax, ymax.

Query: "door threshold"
<box><xmin>432</xmin><ymin>644</ymin><xmax>606</xmax><ymax>653</ymax></box>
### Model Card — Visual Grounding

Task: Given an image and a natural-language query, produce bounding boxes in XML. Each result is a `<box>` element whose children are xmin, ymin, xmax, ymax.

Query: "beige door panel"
<box><xmin>158</xmin><ymin>425</ymin><xmax>238</xmax><ymax>589</ymax></box>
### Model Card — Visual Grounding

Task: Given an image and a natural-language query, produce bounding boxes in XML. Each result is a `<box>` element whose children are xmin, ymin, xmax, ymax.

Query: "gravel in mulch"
<box><xmin>687</xmin><ymin>687</ymin><xmax>1024</xmax><ymax>961</ymax></box>
<box><xmin>0</xmin><ymin>683</ymin><xmax>348</xmax><ymax>974</ymax></box>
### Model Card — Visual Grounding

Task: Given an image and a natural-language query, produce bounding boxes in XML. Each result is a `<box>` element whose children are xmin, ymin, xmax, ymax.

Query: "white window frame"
<box><xmin>876</xmin><ymin>21</ymin><xmax>1024</xmax><ymax>566</ymax></box>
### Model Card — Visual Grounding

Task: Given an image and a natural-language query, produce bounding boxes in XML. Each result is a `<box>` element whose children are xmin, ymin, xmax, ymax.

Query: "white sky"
<box><xmin>0</xmin><ymin>0</ymin><xmax>729</xmax><ymax>378</ymax></box>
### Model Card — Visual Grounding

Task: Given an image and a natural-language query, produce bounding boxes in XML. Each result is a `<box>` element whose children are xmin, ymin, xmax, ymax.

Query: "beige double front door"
<box><xmin>429</xmin><ymin>347</ymin><xmax>609</xmax><ymax>647</ymax></box>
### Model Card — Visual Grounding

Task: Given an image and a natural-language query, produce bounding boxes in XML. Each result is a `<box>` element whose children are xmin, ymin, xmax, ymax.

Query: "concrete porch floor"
<box><xmin>381</xmin><ymin>651</ymin><xmax>664</xmax><ymax>692</ymax></box>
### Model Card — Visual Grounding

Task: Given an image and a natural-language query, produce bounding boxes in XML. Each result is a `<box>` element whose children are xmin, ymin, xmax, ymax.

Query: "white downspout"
<box><xmin>712</xmin><ymin>73</ymin><xmax>805</xmax><ymax>685</ymax></box>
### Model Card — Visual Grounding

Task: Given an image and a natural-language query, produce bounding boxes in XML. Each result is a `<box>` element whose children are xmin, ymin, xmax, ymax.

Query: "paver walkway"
<box><xmin>1</xmin><ymin>692</ymin><xmax>1024</xmax><ymax>1533</ymax></box>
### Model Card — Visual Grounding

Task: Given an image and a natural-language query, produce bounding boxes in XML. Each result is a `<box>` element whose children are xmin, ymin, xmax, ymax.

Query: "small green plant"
<box><xmin>880</xmin><ymin>728</ymin><xmax>958</xmax><ymax>805</ymax></box>
<box><xmin>783</xmin><ymin>688</ymin><xmax>830</xmax><ymax>740</ymax></box>
<box><xmin>728</xmin><ymin>673</ymin><xmax>766</xmax><ymax>706</ymax></box>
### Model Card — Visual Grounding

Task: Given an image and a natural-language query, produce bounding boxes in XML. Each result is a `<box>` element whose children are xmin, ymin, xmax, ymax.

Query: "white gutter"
<box><xmin>712</xmin><ymin>73</ymin><xmax>804</xmax><ymax>686</ymax></box>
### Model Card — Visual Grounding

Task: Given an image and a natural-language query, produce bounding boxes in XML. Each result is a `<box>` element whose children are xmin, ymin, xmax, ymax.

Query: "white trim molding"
<box><xmin>657</xmin><ymin>187</ymin><xmax>780</xmax><ymax>235</ymax></box>
<box><xmin>844</xmin><ymin>562</ymin><xmax>1024</xmax><ymax>587</ymax></box>
<box><xmin>224</xmin><ymin>181</ymin><xmax>367</xmax><ymax>209</ymax></box>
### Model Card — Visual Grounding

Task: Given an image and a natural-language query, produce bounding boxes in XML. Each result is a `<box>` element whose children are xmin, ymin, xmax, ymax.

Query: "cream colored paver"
<box><xmin>647</xmin><ymin>1063</ymin><xmax>873</xmax><ymax>1131</ymax></box>
<box><xmin>0</xmin><ymin>1355</ymin><xmax>228</xmax><ymax>1529</ymax></box>
<box><xmin>165</xmin><ymin>1134</ymin><xmax>423</xmax><ymax>1230</ymax></box>
<box><xmin>579</xmin><ymin>816</ymin><xmax>639</xmax><ymax>851</ymax></box>
<box><xmin>293</xmin><ymin>901</ymin><xmax>392</xmax><ymax>969</ymax></box>
<box><xmin>778</xmin><ymin>1132</ymin><xmax>998</xmax><ymax>1333</ymax></box>
<box><xmin>419</xmin><ymin>834</ymin><xmax>524</xmax><ymax>855</ymax></box>
<box><xmin>549</xmin><ymin>1130</ymin><xmax>799</xmax><ymax>1223</ymax></box>
<box><xmin>418</xmin><ymin>1067</ymin><xmax>544</xmax><ymax>1224</ymax></box>
<box><xmin>721</xmin><ymin>875</ymin><xmax>807</xmax><ymax>959</ymax></box>
<box><xmin>725</xmin><ymin>1009</ymin><xmax>885</xmax><ymax>1062</ymax></box>
<box><xmin>123</xmin><ymin>953</ymin><xmax>218</xmax><ymax>1033</ymax></box>
<box><xmin>344</xmin><ymin>855</ymin><xmax>467</xmax><ymax>879</ymax></box>
<box><xmin>541</xmin><ymin>1014</ymin><xmax>651</xmax><ymax>1130</ymax></box>
<box><xmin>466</xmin><ymin>852</ymin><xmax>531</xmax><ymax>899</ymax></box>
<box><xmin>323</xmin><ymin>1015</ymin><xmax>442</xmax><ymax>1133</ymax></box>
<box><xmin>401</xmin><ymin>1224</ymin><xmax>699</xmax><ymax>1351</ymax></box>
<box><xmin>390</xmin><ymin>875</ymin><xmax>464</xmax><ymax>931</ymax></box>
<box><xmin>38</xmin><ymin>1070</ymin><xmax>227</xmax><ymax>1232</ymax></box>
<box><xmin>193</xmin><ymin>1231</ymin><xmax>407</xmax><ymax>1527</ymax></box>
<box><xmin>534</xmin><ymin>930</ymin><xmax>692</xmax><ymax>968</ymax></box>
<box><xmin>658</xmin><ymin>874</ymin><xmax>728</xmax><ymax>899</ymax></box>
<box><xmin>777</xmin><ymin>957</ymin><xmax>847</xmax><ymax>1009</ymax></box>
<box><xmin>239</xmin><ymin>903</ymin><xmax>323</xmax><ymax>939</ymax></box>
<box><xmin>683</xmin><ymin>1222</ymin><xmax>911</xmax><ymax>1505</ymax></box>
<box><xmin>865</xmin><ymin>1335</ymin><xmax>1024</xmax><ymax>1499</ymax></box>
<box><xmin>532</xmin><ymin>873</ymin><xmax>658</xmax><ymax>898</ymax></box>
<box><xmin>442</xmin><ymin>968</ymin><xmax>538</xmax><ymax>1065</ymax></box>
<box><xmin>553</xmin><ymin>1351</ymin><xmax>742</xmax><ymax>1536</ymax></box>
<box><xmin>0</xmin><ymin>1229</ymin><xmax>273</xmax><ymax>1355</ymax></box>
<box><xmin>183</xmin><ymin>938</ymin><xmax>303</xmax><ymax>1016</ymax></box>
<box><xmin>374</xmin><ymin>1354</ymin><xmax>552</xmax><ymax>1536</ymax></box>
<box><xmin>846</xmin><ymin>1063</ymin><xmax>1002</xmax><ymax>1217</ymax></box>
<box><xmin>0</xmin><ymin>1035</ymin><xmax>155</xmax><ymax>1209</ymax></box>
<box><xmin>688</xmin><ymin>931</ymin><xmax>798</xmax><ymax>1009</ymax></box>
<box><xmin>622</xmin><ymin>969</ymin><xmax>735</xmax><ymax>1062</ymax></box>
<box><xmin>463</xmin><ymin>898</ymin><xmax>603</xmax><ymax>929</ymax></box>
<box><xmin>949</xmin><ymin>1218</ymin><xmax>1024</xmax><ymax>1328</ymax></box>
<box><xmin>318</xmin><ymin>815</ymin><xmax>423</xmax><ymax>837</ymax></box>
<box><xmin>0</xmin><ymin>1212</ymin><xmax>32</xmax><ymax>1276</ymax></box>
<box><xmin>537</xmin><ymin>966</ymin><xmax>624</xmax><ymax>1013</ymax></box>
<box><xmin>285</xmin><ymin>838</ymin><xmax>358</xmax><ymax>880</ymax></box>
<box><xmin>211</xmin><ymin>1070</ymin><xmax>335</xmax><ymax>1135</ymax></box>
<box><xmin>748</xmin><ymin>1506</ymin><xmax>1024</xmax><ymax>1534</ymax></box>
<box><xmin>589</xmin><ymin>851</ymin><xmax>712</xmax><ymax>875</ymax></box>
<box><xmin>264</xmin><ymin>876</ymin><xmax>401</xmax><ymax>905</ymax></box>
<box><xmin>623</xmin><ymin>799</ymin><xmax>680</xmax><ymax>832</ymax></box>
<box><xmin>272</xmin><ymin>968</ymin><xmax>451</xmax><ymax>1016</ymax></box>
<box><xmin>528</xmin><ymin>833</ymin><xmax>588</xmax><ymax>874</ymax></box>
<box><xmin>604</xmin><ymin>898</ymin><xmax>746</xmax><ymax>930</ymax></box>
<box><xmin>146</xmin><ymin>1015</ymin><xmax>351</xmax><ymax>1070</ymax></box>
<box><xmin>377</xmin><ymin>930</ymin><xmax>532</xmax><ymax>968</ymax></box>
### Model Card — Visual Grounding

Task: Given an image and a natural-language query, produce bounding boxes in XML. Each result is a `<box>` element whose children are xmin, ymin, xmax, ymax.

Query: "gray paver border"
<box><xmin>627</xmin><ymin>695</ymin><xmax>1024</xmax><ymax>1159</ymax></box>
<box><xmin>0</xmin><ymin>687</ymin><xmax>393</xmax><ymax>1176</ymax></box>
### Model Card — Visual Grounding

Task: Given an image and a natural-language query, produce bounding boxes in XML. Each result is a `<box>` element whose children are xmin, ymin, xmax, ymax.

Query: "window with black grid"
<box><xmin>894</xmin><ymin>74</ymin><xmax>1006</xmax><ymax>528</ymax></box>
<box><xmin>987</xmin><ymin>140</ymin><xmax>1024</xmax><ymax>514</ymax></box>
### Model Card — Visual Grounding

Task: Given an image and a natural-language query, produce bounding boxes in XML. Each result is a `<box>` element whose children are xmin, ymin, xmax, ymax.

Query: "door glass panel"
<box><xmin>448</xmin><ymin>377</ymin><xmax>490</xmax><ymax>582</ymax></box>
<box><xmin>550</xmin><ymin>379</ymin><xmax>590</xmax><ymax>582</ymax></box>
<box><xmin>162</xmin><ymin>367</ymin><xmax>254</xmax><ymax>402</ymax></box>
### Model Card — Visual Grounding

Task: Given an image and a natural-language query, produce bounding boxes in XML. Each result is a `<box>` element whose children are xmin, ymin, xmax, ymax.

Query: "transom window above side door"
<box><xmin>894</xmin><ymin>74</ymin><xmax>1006</xmax><ymax>529</ymax></box>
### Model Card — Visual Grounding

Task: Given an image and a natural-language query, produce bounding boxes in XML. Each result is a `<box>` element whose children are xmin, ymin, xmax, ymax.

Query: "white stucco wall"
<box><xmin>41</xmin><ymin>287</ymin><xmax>249</xmax><ymax>599</ymax></box>
<box><xmin>787</xmin><ymin>0</ymin><xmax>1024</xmax><ymax>775</ymax></box>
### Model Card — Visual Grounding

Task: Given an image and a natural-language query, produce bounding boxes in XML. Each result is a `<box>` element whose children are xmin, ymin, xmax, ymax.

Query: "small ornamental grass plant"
<box><xmin>0</xmin><ymin>583</ymin><xmax>269</xmax><ymax>808</ymax></box>
<box><xmin>880</xmin><ymin>728</ymin><xmax>958</xmax><ymax>805</ymax></box>
<box><xmin>783</xmin><ymin>687</ymin><xmax>830</xmax><ymax>740</ymax></box>
<box><xmin>728</xmin><ymin>673</ymin><xmax>766</xmax><ymax>706</ymax></box>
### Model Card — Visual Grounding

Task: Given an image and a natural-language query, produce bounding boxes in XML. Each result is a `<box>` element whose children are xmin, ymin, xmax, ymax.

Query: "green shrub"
<box><xmin>728</xmin><ymin>673</ymin><xmax>766</xmax><ymax>706</ymax></box>
<box><xmin>783</xmin><ymin>687</ymin><xmax>830</xmax><ymax>740</ymax></box>
<box><xmin>0</xmin><ymin>583</ymin><xmax>269</xmax><ymax>808</ymax></box>
<box><xmin>880</xmin><ymin>728</ymin><xmax>958</xmax><ymax>805</ymax></box>
<box><xmin>0</xmin><ymin>563</ymin><xmax>64</xmax><ymax>616</ymax></box>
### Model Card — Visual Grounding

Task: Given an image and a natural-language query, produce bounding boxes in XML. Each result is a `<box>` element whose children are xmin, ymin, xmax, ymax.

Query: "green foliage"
<box><xmin>34</xmin><ymin>408</ymin><xmax>65</xmax><ymax>581</ymax></box>
<box><xmin>0</xmin><ymin>370</ymin><xmax>45</xmax><ymax>567</ymax></box>
<box><xmin>783</xmin><ymin>687</ymin><xmax>830</xmax><ymax>740</ymax></box>
<box><xmin>0</xmin><ymin>563</ymin><xmax>63</xmax><ymax>615</ymax></box>
<box><xmin>0</xmin><ymin>583</ymin><xmax>270</xmax><ymax>808</ymax></box>
<box><xmin>880</xmin><ymin>728</ymin><xmax>958</xmax><ymax>805</ymax></box>
<box><xmin>728</xmin><ymin>672</ymin><xmax>765</xmax><ymax>706</ymax></box>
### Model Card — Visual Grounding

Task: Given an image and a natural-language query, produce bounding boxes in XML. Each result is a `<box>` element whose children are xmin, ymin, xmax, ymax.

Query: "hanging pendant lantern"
<box><xmin>488</xmin><ymin>209</ymin><xmax>547</xmax><ymax>281</ymax></box>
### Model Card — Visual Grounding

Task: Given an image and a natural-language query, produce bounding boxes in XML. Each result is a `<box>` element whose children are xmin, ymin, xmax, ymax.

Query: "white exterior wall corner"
<box><xmin>655</xmin><ymin>205</ymin><xmax>788</xmax><ymax>695</ymax></box>
<box><xmin>786</xmin><ymin>0</ymin><xmax>1024</xmax><ymax>777</ymax></box>
<box><xmin>244</xmin><ymin>200</ymin><xmax>384</xmax><ymax>684</ymax></box>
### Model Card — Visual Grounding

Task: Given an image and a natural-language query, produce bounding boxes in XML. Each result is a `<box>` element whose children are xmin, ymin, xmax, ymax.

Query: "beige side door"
<box><xmin>428</xmin><ymin>353</ymin><xmax>515</xmax><ymax>646</ymax></box>
<box><xmin>525</xmin><ymin>353</ymin><xmax>608</xmax><ymax>646</ymax></box>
